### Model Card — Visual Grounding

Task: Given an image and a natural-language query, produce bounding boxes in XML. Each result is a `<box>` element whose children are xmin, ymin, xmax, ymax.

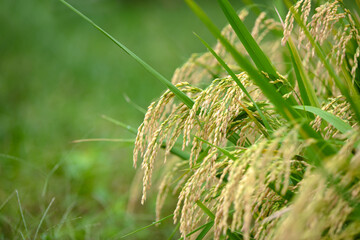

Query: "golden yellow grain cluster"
<box><xmin>133</xmin><ymin>0</ymin><xmax>360</xmax><ymax>239</ymax></box>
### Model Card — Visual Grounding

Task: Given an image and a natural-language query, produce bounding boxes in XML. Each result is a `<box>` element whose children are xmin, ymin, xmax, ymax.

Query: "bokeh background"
<box><xmin>0</xmin><ymin>0</ymin><xmax>263</xmax><ymax>238</ymax></box>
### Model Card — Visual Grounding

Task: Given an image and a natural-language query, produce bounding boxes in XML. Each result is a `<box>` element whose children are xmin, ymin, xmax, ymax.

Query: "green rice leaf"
<box><xmin>72</xmin><ymin>138</ymin><xmax>135</xmax><ymax>144</ymax></box>
<box><xmin>101</xmin><ymin>115</ymin><xmax>189</xmax><ymax>160</ymax></box>
<box><xmin>195</xmin><ymin>200</ymin><xmax>215</xmax><ymax>219</ymax></box>
<box><xmin>59</xmin><ymin>0</ymin><xmax>194</xmax><ymax>109</ymax></box>
<box><xmin>167</xmin><ymin>222</ymin><xmax>180</xmax><ymax>240</ymax></box>
<box><xmin>102</xmin><ymin>115</ymin><xmax>137</xmax><ymax>134</ymax></box>
<box><xmin>287</xmin><ymin>38</ymin><xmax>320</xmax><ymax>108</ymax></box>
<box><xmin>194</xmin><ymin>136</ymin><xmax>238</xmax><ymax>160</ymax></box>
<box><xmin>123</xmin><ymin>93</ymin><xmax>147</xmax><ymax>114</ymax></box>
<box><xmin>120</xmin><ymin>214</ymin><xmax>173</xmax><ymax>238</ymax></box>
<box><xmin>195</xmin><ymin>221</ymin><xmax>214</xmax><ymax>240</ymax></box>
<box><xmin>217</xmin><ymin>0</ymin><xmax>297</xmax><ymax>104</ymax></box>
<box><xmin>293</xmin><ymin>105</ymin><xmax>353</xmax><ymax>134</ymax></box>
<box><xmin>226</xmin><ymin>230</ymin><xmax>244</xmax><ymax>240</ymax></box>
<box><xmin>178</xmin><ymin>221</ymin><xmax>214</xmax><ymax>240</ymax></box>
<box><xmin>217</xmin><ymin>0</ymin><xmax>277</xmax><ymax>77</ymax></box>
<box><xmin>161</xmin><ymin>143</ymin><xmax>190</xmax><ymax>160</ymax></box>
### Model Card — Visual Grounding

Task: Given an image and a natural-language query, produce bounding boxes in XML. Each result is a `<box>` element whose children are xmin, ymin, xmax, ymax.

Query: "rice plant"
<box><xmin>61</xmin><ymin>0</ymin><xmax>360</xmax><ymax>239</ymax></box>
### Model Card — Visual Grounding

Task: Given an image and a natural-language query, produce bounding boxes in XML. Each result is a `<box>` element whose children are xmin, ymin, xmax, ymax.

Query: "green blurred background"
<box><xmin>0</xmin><ymin>0</ymin><xmax>246</xmax><ymax>238</ymax></box>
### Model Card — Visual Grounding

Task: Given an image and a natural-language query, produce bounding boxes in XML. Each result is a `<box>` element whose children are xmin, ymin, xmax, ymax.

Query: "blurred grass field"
<box><xmin>0</xmin><ymin>0</ymin><xmax>244</xmax><ymax>238</ymax></box>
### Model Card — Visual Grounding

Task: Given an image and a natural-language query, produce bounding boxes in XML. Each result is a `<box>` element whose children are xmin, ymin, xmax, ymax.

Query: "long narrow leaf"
<box><xmin>167</xmin><ymin>222</ymin><xmax>180</xmax><ymax>240</ymax></box>
<box><xmin>293</xmin><ymin>105</ymin><xmax>353</xmax><ymax>134</ymax></box>
<box><xmin>59</xmin><ymin>0</ymin><xmax>194</xmax><ymax>109</ymax></box>
<box><xmin>120</xmin><ymin>214</ymin><xmax>173</xmax><ymax>238</ymax></box>
<box><xmin>217</xmin><ymin>0</ymin><xmax>297</xmax><ymax>105</ymax></box>
<box><xmin>195</xmin><ymin>201</ymin><xmax>243</xmax><ymax>240</ymax></box>
<box><xmin>102</xmin><ymin>115</ymin><xmax>138</xmax><ymax>134</ymax></box>
<box><xmin>195</xmin><ymin>221</ymin><xmax>214</xmax><ymax>240</ymax></box>
<box><xmin>195</xmin><ymin>200</ymin><xmax>215</xmax><ymax>220</ymax></box>
<box><xmin>194</xmin><ymin>136</ymin><xmax>238</xmax><ymax>160</ymax></box>
<box><xmin>217</xmin><ymin>0</ymin><xmax>277</xmax><ymax>76</ymax></box>
<box><xmin>179</xmin><ymin>221</ymin><xmax>213</xmax><ymax>240</ymax></box>
<box><xmin>102</xmin><ymin>115</ymin><xmax>189</xmax><ymax>160</ymax></box>
<box><xmin>287</xmin><ymin>38</ymin><xmax>320</xmax><ymax>108</ymax></box>
<box><xmin>72</xmin><ymin>138</ymin><xmax>135</xmax><ymax>143</ymax></box>
<box><xmin>34</xmin><ymin>198</ymin><xmax>55</xmax><ymax>240</ymax></box>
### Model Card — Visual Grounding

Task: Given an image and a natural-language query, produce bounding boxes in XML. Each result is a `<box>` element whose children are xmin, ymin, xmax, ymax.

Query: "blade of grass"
<box><xmin>195</xmin><ymin>221</ymin><xmax>214</xmax><ymax>240</ymax></box>
<box><xmin>72</xmin><ymin>138</ymin><xmax>135</xmax><ymax>143</ymax></box>
<box><xmin>161</xmin><ymin>142</ymin><xmax>190</xmax><ymax>160</ymax></box>
<box><xmin>167</xmin><ymin>222</ymin><xmax>180</xmax><ymax>240</ymax></box>
<box><xmin>293</xmin><ymin>105</ymin><xmax>353</xmax><ymax>134</ymax></box>
<box><xmin>274</xmin><ymin>7</ymin><xmax>318</xmax><ymax>109</ymax></box>
<box><xmin>42</xmin><ymin>162</ymin><xmax>61</xmax><ymax>198</ymax></box>
<box><xmin>227</xmin><ymin>230</ymin><xmax>244</xmax><ymax>240</ymax></box>
<box><xmin>0</xmin><ymin>154</ymin><xmax>46</xmax><ymax>176</ymax></box>
<box><xmin>19</xmin><ymin>231</ymin><xmax>25</xmax><ymax>240</ymax></box>
<box><xmin>59</xmin><ymin>0</ymin><xmax>194</xmax><ymax>109</ymax></box>
<box><xmin>178</xmin><ymin>221</ymin><xmax>214</xmax><ymax>240</ymax></box>
<box><xmin>120</xmin><ymin>214</ymin><xmax>173</xmax><ymax>238</ymax></box>
<box><xmin>194</xmin><ymin>33</ymin><xmax>273</xmax><ymax>134</ymax></box>
<box><xmin>55</xmin><ymin>202</ymin><xmax>76</xmax><ymax>234</ymax></box>
<box><xmin>34</xmin><ymin>197</ymin><xmax>55</xmax><ymax>240</ymax></box>
<box><xmin>123</xmin><ymin>93</ymin><xmax>147</xmax><ymax>114</ymax></box>
<box><xmin>195</xmin><ymin>200</ymin><xmax>215</xmax><ymax>220</ymax></box>
<box><xmin>15</xmin><ymin>190</ymin><xmax>28</xmax><ymax>235</ymax></box>
<box><xmin>195</xmin><ymin>200</ymin><xmax>243</xmax><ymax>240</ymax></box>
<box><xmin>102</xmin><ymin>115</ymin><xmax>137</xmax><ymax>134</ymax></box>
<box><xmin>218</xmin><ymin>0</ymin><xmax>277</xmax><ymax>76</ymax></box>
<box><xmin>217</xmin><ymin>0</ymin><xmax>298</xmax><ymax>105</ymax></box>
<box><xmin>102</xmin><ymin>115</ymin><xmax>190</xmax><ymax>160</ymax></box>
<box><xmin>0</xmin><ymin>191</ymin><xmax>16</xmax><ymax>212</ymax></box>
<box><xmin>287</xmin><ymin>38</ymin><xmax>320</xmax><ymax>108</ymax></box>
<box><xmin>194</xmin><ymin>136</ymin><xmax>237</xmax><ymax>160</ymax></box>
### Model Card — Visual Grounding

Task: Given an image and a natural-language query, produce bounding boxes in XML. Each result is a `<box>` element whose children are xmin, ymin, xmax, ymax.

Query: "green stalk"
<box><xmin>120</xmin><ymin>214</ymin><xmax>174</xmax><ymax>238</ymax></box>
<box><xmin>102</xmin><ymin>115</ymin><xmax>190</xmax><ymax>160</ymax></box>
<box><xmin>178</xmin><ymin>221</ymin><xmax>213</xmax><ymax>240</ymax></box>
<box><xmin>59</xmin><ymin>0</ymin><xmax>194</xmax><ymax>109</ymax></box>
<box><xmin>195</xmin><ymin>200</ymin><xmax>215</xmax><ymax>219</ymax></box>
<box><xmin>195</xmin><ymin>222</ymin><xmax>214</xmax><ymax>240</ymax></box>
<box><xmin>218</xmin><ymin>0</ymin><xmax>277</xmax><ymax>76</ymax></box>
<box><xmin>217</xmin><ymin>0</ymin><xmax>298</xmax><ymax>106</ymax></box>
<box><xmin>286</xmin><ymin>38</ymin><xmax>320</xmax><ymax>108</ymax></box>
